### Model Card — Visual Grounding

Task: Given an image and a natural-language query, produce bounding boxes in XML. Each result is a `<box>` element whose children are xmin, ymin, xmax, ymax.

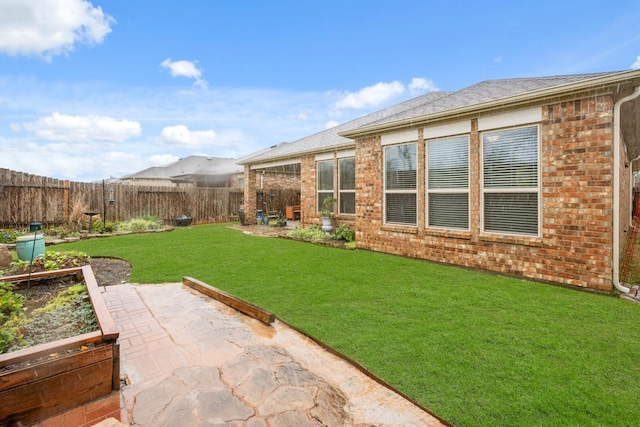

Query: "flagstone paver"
<box><xmin>101</xmin><ymin>282</ymin><xmax>446</xmax><ymax>426</ymax></box>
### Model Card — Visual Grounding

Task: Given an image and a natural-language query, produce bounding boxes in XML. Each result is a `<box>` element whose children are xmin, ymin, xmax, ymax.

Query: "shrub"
<box><xmin>0</xmin><ymin>282</ymin><xmax>26</xmax><ymax>353</ymax></box>
<box><xmin>68</xmin><ymin>199</ymin><xmax>90</xmax><ymax>232</ymax></box>
<box><xmin>42</xmin><ymin>225</ymin><xmax>80</xmax><ymax>239</ymax></box>
<box><xmin>333</xmin><ymin>224</ymin><xmax>355</xmax><ymax>242</ymax></box>
<box><xmin>115</xmin><ymin>216</ymin><xmax>163</xmax><ymax>232</ymax></box>
<box><xmin>286</xmin><ymin>226</ymin><xmax>326</xmax><ymax>241</ymax></box>
<box><xmin>7</xmin><ymin>251</ymin><xmax>89</xmax><ymax>275</ymax></box>
<box><xmin>1</xmin><ymin>230</ymin><xmax>28</xmax><ymax>244</ymax></box>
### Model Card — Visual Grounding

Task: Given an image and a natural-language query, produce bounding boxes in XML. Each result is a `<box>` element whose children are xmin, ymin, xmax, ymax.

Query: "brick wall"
<box><xmin>262</xmin><ymin>171</ymin><xmax>301</xmax><ymax>189</ymax></box>
<box><xmin>352</xmin><ymin>94</ymin><xmax>620</xmax><ymax>291</ymax></box>
<box><xmin>300</xmin><ymin>156</ymin><xmax>316</xmax><ymax>226</ymax></box>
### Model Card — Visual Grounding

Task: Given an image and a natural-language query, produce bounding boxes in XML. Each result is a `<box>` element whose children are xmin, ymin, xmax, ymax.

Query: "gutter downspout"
<box><xmin>613</xmin><ymin>85</ymin><xmax>640</xmax><ymax>293</ymax></box>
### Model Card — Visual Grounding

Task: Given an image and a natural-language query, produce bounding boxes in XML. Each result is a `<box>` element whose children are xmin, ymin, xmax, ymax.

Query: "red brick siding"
<box><xmin>262</xmin><ymin>171</ymin><xmax>301</xmax><ymax>189</ymax></box>
<box><xmin>351</xmin><ymin>94</ymin><xmax>620</xmax><ymax>291</ymax></box>
<box><xmin>300</xmin><ymin>156</ymin><xmax>316</xmax><ymax>226</ymax></box>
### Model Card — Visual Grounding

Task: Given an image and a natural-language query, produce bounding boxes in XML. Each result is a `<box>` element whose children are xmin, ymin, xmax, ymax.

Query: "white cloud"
<box><xmin>334</xmin><ymin>81</ymin><xmax>405</xmax><ymax>109</ymax></box>
<box><xmin>161</xmin><ymin>58</ymin><xmax>208</xmax><ymax>88</ymax></box>
<box><xmin>159</xmin><ymin>125</ymin><xmax>222</xmax><ymax>148</ymax></box>
<box><xmin>632</xmin><ymin>56</ymin><xmax>640</xmax><ymax>69</ymax></box>
<box><xmin>17</xmin><ymin>113</ymin><xmax>141</xmax><ymax>142</ymax></box>
<box><xmin>0</xmin><ymin>0</ymin><xmax>114</xmax><ymax>59</ymax></box>
<box><xmin>408</xmin><ymin>77</ymin><xmax>439</xmax><ymax>95</ymax></box>
<box><xmin>0</xmin><ymin>136</ymin><xmax>143</xmax><ymax>180</ymax></box>
<box><xmin>325</xmin><ymin>120</ymin><xmax>339</xmax><ymax>129</ymax></box>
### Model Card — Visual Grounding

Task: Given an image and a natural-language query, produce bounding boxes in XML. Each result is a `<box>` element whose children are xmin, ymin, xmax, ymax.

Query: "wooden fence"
<box><xmin>0</xmin><ymin>169</ymin><xmax>300</xmax><ymax>229</ymax></box>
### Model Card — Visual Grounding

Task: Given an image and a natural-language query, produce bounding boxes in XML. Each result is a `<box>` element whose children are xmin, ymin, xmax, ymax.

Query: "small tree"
<box><xmin>319</xmin><ymin>196</ymin><xmax>336</xmax><ymax>219</ymax></box>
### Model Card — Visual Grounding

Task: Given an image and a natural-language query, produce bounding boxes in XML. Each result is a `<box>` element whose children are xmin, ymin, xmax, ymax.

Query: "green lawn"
<box><xmin>60</xmin><ymin>224</ymin><xmax>640</xmax><ymax>426</ymax></box>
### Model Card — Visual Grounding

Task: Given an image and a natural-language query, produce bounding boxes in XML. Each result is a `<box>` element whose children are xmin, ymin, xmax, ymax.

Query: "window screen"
<box><xmin>385</xmin><ymin>143</ymin><xmax>417</xmax><ymax>226</ymax></box>
<box><xmin>317</xmin><ymin>160</ymin><xmax>334</xmax><ymax>213</ymax></box>
<box><xmin>427</xmin><ymin>135</ymin><xmax>469</xmax><ymax>229</ymax></box>
<box><xmin>482</xmin><ymin>126</ymin><xmax>539</xmax><ymax>235</ymax></box>
<box><xmin>339</xmin><ymin>158</ymin><xmax>355</xmax><ymax>215</ymax></box>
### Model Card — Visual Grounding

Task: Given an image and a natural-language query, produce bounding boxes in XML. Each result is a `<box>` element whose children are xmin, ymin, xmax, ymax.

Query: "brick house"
<box><xmin>120</xmin><ymin>155</ymin><xmax>244</xmax><ymax>188</ymax></box>
<box><xmin>240</xmin><ymin>70</ymin><xmax>640</xmax><ymax>293</ymax></box>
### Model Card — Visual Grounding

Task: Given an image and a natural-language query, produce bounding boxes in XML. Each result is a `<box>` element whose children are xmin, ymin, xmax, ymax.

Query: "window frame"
<box><xmin>338</xmin><ymin>157</ymin><xmax>356</xmax><ymax>215</ymax></box>
<box><xmin>316</xmin><ymin>159</ymin><xmax>334</xmax><ymax>214</ymax></box>
<box><xmin>426</xmin><ymin>134</ymin><xmax>470</xmax><ymax>231</ymax></box>
<box><xmin>384</xmin><ymin>142</ymin><xmax>418</xmax><ymax>227</ymax></box>
<box><xmin>480</xmin><ymin>124</ymin><xmax>541</xmax><ymax>237</ymax></box>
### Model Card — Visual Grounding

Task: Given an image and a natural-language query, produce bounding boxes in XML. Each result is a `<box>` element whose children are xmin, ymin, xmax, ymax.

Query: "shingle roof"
<box><xmin>122</xmin><ymin>156</ymin><xmax>241</xmax><ymax>179</ymax></box>
<box><xmin>237</xmin><ymin>91</ymin><xmax>450</xmax><ymax>164</ymax></box>
<box><xmin>360</xmin><ymin>72</ymin><xmax>618</xmax><ymax>129</ymax></box>
<box><xmin>240</xmin><ymin>70</ymin><xmax>635</xmax><ymax>165</ymax></box>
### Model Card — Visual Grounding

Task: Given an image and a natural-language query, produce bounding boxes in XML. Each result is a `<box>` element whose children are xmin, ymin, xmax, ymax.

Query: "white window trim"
<box><xmin>316</xmin><ymin>159</ymin><xmax>334</xmax><ymax>213</ymax></box>
<box><xmin>480</xmin><ymin>124</ymin><xmax>541</xmax><ymax>237</ymax></box>
<box><xmin>384</xmin><ymin>142</ymin><xmax>418</xmax><ymax>227</ymax></box>
<box><xmin>426</xmin><ymin>134</ymin><xmax>470</xmax><ymax>231</ymax></box>
<box><xmin>338</xmin><ymin>157</ymin><xmax>356</xmax><ymax>216</ymax></box>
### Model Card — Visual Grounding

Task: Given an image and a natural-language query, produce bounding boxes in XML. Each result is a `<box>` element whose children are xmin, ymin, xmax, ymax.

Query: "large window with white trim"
<box><xmin>384</xmin><ymin>143</ymin><xmax>417</xmax><ymax>226</ymax></box>
<box><xmin>482</xmin><ymin>125</ymin><xmax>539</xmax><ymax>236</ymax></box>
<box><xmin>339</xmin><ymin>158</ymin><xmax>355</xmax><ymax>215</ymax></box>
<box><xmin>317</xmin><ymin>160</ymin><xmax>334</xmax><ymax>213</ymax></box>
<box><xmin>427</xmin><ymin>135</ymin><xmax>469</xmax><ymax>230</ymax></box>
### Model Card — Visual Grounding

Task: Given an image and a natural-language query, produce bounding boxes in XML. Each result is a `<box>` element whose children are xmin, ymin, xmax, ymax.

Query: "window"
<box><xmin>427</xmin><ymin>135</ymin><xmax>469</xmax><ymax>230</ymax></box>
<box><xmin>317</xmin><ymin>160</ymin><xmax>334</xmax><ymax>213</ymax></box>
<box><xmin>482</xmin><ymin>125</ymin><xmax>539</xmax><ymax>235</ymax></box>
<box><xmin>384</xmin><ymin>143</ymin><xmax>417</xmax><ymax>226</ymax></box>
<box><xmin>339</xmin><ymin>158</ymin><xmax>355</xmax><ymax>215</ymax></box>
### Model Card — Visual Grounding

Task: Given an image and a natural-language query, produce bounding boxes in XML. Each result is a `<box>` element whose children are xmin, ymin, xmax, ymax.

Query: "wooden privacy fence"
<box><xmin>0</xmin><ymin>169</ymin><xmax>300</xmax><ymax>229</ymax></box>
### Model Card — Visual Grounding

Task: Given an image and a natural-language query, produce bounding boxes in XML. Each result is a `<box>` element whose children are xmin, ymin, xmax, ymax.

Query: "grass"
<box><xmin>60</xmin><ymin>224</ymin><xmax>640</xmax><ymax>426</ymax></box>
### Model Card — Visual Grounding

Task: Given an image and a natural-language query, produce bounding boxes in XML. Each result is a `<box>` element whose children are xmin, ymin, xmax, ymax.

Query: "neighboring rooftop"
<box><xmin>121</xmin><ymin>156</ymin><xmax>242</xmax><ymax>181</ymax></box>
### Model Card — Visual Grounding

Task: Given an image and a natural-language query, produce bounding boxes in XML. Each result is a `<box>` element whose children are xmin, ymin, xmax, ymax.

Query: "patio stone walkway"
<box><xmin>102</xmin><ymin>282</ymin><xmax>447</xmax><ymax>426</ymax></box>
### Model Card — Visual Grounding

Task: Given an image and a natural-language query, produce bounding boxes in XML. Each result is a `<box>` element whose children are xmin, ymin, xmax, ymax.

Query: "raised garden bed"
<box><xmin>0</xmin><ymin>265</ymin><xmax>119</xmax><ymax>426</ymax></box>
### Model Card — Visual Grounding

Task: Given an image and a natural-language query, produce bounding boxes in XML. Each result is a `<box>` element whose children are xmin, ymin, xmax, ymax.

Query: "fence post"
<box><xmin>63</xmin><ymin>180</ymin><xmax>70</xmax><ymax>223</ymax></box>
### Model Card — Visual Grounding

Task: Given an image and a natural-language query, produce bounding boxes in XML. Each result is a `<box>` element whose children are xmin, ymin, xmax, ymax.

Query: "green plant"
<box><xmin>42</xmin><ymin>225</ymin><xmax>80</xmax><ymax>239</ymax></box>
<box><xmin>38</xmin><ymin>251</ymin><xmax>89</xmax><ymax>271</ymax></box>
<box><xmin>0</xmin><ymin>282</ymin><xmax>27</xmax><ymax>353</ymax></box>
<box><xmin>1</xmin><ymin>230</ymin><xmax>28</xmax><ymax>244</ymax></box>
<box><xmin>319</xmin><ymin>196</ymin><xmax>336</xmax><ymax>219</ymax></box>
<box><xmin>286</xmin><ymin>226</ymin><xmax>326</xmax><ymax>241</ymax></box>
<box><xmin>116</xmin><ymin>216</ymin><xmax>163</xmax><ymax>232</ymax></box>
<box><xmin>333</xmin><ymin>224</ymin><xmax>355</xmax><ymax>242</ymax></box>
<box><xmin>6</xmin><ymin>251</ymin><xmax>89</xmax><ymax>275</ymax></box>
<box><xmin>17</xmin><ymin>282</ymin><xmax>98</xmax><ymax>350</ymax></box>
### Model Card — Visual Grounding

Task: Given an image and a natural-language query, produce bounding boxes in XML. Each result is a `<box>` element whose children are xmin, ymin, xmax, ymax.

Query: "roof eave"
<box><xmin>240</xmin><ymin>141</ymin><xmax>355</xmax><ymax>167</ymax></box>
<box><xmin>340</xmin><ymin>69</ymin><xmax>640</xmax><ymax>139</ymax></box>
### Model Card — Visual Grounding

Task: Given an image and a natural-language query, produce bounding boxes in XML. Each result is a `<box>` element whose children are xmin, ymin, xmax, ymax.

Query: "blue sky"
<box><xmin>1</xmin><ymin>0</ymin><xmax>640</xmax><ymax>182</ymax></box>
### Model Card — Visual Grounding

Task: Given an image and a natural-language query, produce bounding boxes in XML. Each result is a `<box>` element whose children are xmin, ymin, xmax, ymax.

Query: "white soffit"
<box><xmin>381</xmin><ymin>129</ymin><xmax>418</xmax><ymax>146</ymax></box>
<box><xmin>250</xmin><ymin>158</ymin><xmax>300</xmax><ymax>170</ymax></box>
<box><xmin>337</xmin><ymin>149</ymin><xmax>355</xmax><ymax>159</ymax></box>
<box><xmin>478</xmin><ymin>107</ymin><xmax>542</xmax><ymax>131</ymax></box>
<box><xmin>423</xmin><ymin>120</ymin><xmax>471</xmax><ymax>140</ymax></box>
<box><xmin>315</xmin><ymin>153</ymin><xmax>334</xmax><ymax>161</ymax></box>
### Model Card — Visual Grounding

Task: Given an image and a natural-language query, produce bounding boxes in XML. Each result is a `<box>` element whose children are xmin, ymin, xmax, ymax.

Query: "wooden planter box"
<box><xmin>0</xmin><ymin>265</ymin><xmax>120</xmax><ymax>426</ymax></box>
